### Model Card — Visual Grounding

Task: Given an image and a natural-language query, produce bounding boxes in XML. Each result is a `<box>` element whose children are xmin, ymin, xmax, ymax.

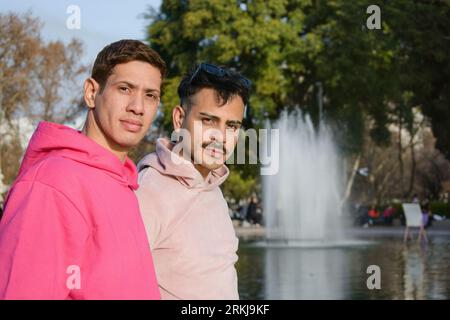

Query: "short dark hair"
<box><xmin>177</xmin><ymin>63</ymin><xmax>250</xmax><ymax>110</ymax></box>
<box><xmin>91</xmin><ymin>39</ymin><xmax>166</xmax><ymax>92</ymax></box>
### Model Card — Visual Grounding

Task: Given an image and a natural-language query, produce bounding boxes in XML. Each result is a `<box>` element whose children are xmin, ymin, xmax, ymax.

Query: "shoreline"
<box><xmin>234</xmin><ymin>220</ymin><xmax>450</xmax><ymax>240</ymax></box>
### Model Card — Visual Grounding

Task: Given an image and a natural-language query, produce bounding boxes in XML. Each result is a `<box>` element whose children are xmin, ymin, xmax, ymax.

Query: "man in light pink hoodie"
<box><xmin>136</xmin><ymin>63</ymin><xmax>251</xmax><ymax>299</ymax></box>
<box><xmin>0</xmin><ymin>40</ymin><xmax>165</xmax><ymax>299</ymax></box>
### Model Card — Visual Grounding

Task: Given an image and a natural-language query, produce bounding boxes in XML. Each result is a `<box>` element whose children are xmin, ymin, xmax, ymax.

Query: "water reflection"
<box><xmin>264</xmin><ymin>248</ymin><xmax>348</xmax><ymax>299</ymax></box>
<box><xmin>237</xmin><ymin>237</ymin><xmax>450</xmax><ymax>299</ymax></box>
<box><xmin>403</xmin><ymin>244</ymin><xmax>426</xmax><ymax>299</ymax></box>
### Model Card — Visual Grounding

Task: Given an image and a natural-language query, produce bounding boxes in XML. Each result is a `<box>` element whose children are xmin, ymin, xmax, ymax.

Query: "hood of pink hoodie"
<box><xmin>137</xmin><ymin>138</ymin><xmax>229</xmax><ymax>191</ymax></box>
<box><xmin>18</xmin><ymin>121</ymin><xmax>139</xmax><ymax>190</ymax></box>
<box><xmin>0</xmin><ymin>121</ymin><xmax>161</xmax><ymax>299</ymax></box>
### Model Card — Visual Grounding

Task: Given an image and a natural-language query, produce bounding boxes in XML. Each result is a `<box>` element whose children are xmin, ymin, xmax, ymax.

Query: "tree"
<box><xmin>0</xmin><ymin>12</ymin><xmax>40</xmax><ymax>124</ymax></box>
<box><xmin>31</xmin><ymin>39</ymin><xmax>88</xmax><ymax>123</ymax></box>
<box><xmin>416</xmin><ymin>130</ymin><xmax>450</xmax><ymax>200</ymax></box>
<box><xmin>0</xmin><ymin>12</ymin><xmax>41</xmax><ymax>191</ymax></box>
<box><xmin>397</xmin><ymin>0</ymin><xmax>450</xmax><ymax>160</ymax></box>
<box><xmin>0</xmin><ymin>12</ymin><xmax>88</xmax><ymax>189</ymax></box>
<box><xmin>222</xmin><ymin>170</ymin><xmax>257</xmax><ymax>203</ymax></box>
<box><xmin>145</xmin><ymin>0</ymin><xmax>449</xmax><ymax>154</ymax></box>
<box><xmin>144</xmin><ymin>0</ymin><xmax>450</xmax><ymax>203</ymax></box>
<box><xmin>145</xmin><ymin>0</ymin><xmax>321</xmax><ymax>130</ymax></box>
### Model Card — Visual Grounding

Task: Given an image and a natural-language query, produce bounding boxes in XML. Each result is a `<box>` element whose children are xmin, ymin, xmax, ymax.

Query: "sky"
<box><xmin>0</xmin><ymin>0</ymin><xmax>162</xmax><ymax>66</ymax></box>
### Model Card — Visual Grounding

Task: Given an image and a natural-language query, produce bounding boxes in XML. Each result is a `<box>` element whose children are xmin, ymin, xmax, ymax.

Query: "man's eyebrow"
<box><xmin>226</xmin><ymin>120</ymin><xmax>242</xmax><ymax>126</ymax></box>
<box><xmin>145</xmin><ymin>88</ymin><xmax>160</xmax><ymax>95</ymax></box>
<box><xmin>113</xmin><ymin>80</ymin><xmax>136</xmax><ymax>88</ymax></box>
<box><xmin>199</xmin><ymin>112</ymin><xmax>220</xmax><ymax>121</ymax></box>
<box><xmin>113</xmin><ymin>80</ymin><xmax>160</xmax><ymax>94</ymax></box>
<box><xmin>199</xmin><ymin>112</ymin><xmax>242</xmax><ymax>126</ymax></box>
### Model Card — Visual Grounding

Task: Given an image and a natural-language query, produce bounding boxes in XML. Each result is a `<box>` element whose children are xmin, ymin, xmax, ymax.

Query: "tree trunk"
<box><xmin>406</xmin><ymin>138</ymin><xmax>417</xmax><ymax>198</ymax></box>
<box><xmin>398</xmin><ymin>114</ymin><xmax>404</xmax><ymax>197</ymax></box>
<box><xmin>340</xmin><ymin>153</ymin><xmax>361</xmax><ymax>209</ymax></box>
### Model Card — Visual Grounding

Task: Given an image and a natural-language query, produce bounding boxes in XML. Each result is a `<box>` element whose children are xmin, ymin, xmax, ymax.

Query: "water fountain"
<box><xmin>261</xmin><ymin>109</ymin><xmax>360</xmax><ymax>247</ymax></box>
<box><xmin>239</xmin><ymin>109</ymin><xmax>449</xmax><ymax>299</ymax></box>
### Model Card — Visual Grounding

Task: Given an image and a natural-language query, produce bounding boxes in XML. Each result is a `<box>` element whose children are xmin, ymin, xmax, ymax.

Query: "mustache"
<box><xmin>202</xmin><ymin>141</ymin><xmax>226</xmax><ymax>153</ymax></box>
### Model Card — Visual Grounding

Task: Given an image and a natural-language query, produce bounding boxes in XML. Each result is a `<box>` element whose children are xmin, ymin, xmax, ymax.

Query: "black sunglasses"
<box><xmin>189</xmin><ymin>62</ymin><xmax>251</xmax><ymax>88</ymax></box>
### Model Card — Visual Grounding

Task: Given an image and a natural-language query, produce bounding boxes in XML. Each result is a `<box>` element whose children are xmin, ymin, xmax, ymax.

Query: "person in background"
<box><xmin>422</xmin><ymin>202</ymin><xmax>433</xmax><ymax>229</ymax></box>
<box><xmin>368</xmin><ymin>204</ymin><xmax>380</xmax><ymax>225</ymax></box>
<box><xmin>382</xmin><ymin>204</ymin><xmax>395</xmax><ymax>225</ymax></box>
<box><xmin>246</xmin><ymin>195</ymin><xmax>259</xmax><ymax>225</ymax></box>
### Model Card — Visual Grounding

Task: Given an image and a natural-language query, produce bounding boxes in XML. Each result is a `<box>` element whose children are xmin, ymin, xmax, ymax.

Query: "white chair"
<box><xmin>402</xmin><ymin>203</ymin><xmax>428</xmax><ymax>243</ymax></box>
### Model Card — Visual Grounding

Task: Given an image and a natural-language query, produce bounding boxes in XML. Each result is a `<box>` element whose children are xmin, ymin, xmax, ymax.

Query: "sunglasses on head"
<box><xmin>189</xmin><ymin>62</ymin><xmax>251</xmax><ymax>88</ymax></box>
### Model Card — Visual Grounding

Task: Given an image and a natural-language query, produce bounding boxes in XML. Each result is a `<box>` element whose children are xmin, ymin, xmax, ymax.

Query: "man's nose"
<box><xmin>126</xmin><ymin>93</ymin><xmax>145</xmax><ymax>115</ymax></box>
<box><xmin>209</xmin><ymin>125</ymin><xmax>227</xmax><ymax>144</ymax></box>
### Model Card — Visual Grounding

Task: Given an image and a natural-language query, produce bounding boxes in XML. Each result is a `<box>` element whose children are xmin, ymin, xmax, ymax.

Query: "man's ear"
<box><xmin>172</xmin><ymin>105</ymin><xmax>186</xmax><ymax>132</ymax></box>
<box><xmin>83</xmin><ymin>78</ymin><xmax>100</xmax><ymax>109</ymax></box>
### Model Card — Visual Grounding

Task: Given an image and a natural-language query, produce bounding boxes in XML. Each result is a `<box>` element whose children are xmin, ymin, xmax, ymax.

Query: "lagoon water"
<box><xmin>254</xmin><ymin>110</ymin><xmax>450</xmax><ymax>300</ymax></box>
<box><xmin>236</xmin><ymin>234</ymin><xmax>450</xmax><ymax>299</ymax></box>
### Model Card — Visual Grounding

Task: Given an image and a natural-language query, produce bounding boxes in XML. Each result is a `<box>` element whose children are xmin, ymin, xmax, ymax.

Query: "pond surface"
<box><xmin>236</xmin><ymin>232</ymin><xmax>450</xmax><ymax>299</ymax></box>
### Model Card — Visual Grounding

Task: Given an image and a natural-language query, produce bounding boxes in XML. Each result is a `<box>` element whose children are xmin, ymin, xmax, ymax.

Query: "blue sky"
<box><xmin>0</xmin><ymin>0</ymin><xmax>162</xmax><ymax>66</ymax></box>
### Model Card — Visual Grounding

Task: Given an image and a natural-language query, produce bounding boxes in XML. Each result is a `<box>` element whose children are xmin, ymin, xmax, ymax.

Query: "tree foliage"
<box><xmin>146</xmin><ymin>0</ymin><xmax>450</xmax><ymax>157</ymax></box>
<box><xmin>0</xmin><ymin>12</ymin><xmax>88</xmax><ymax>187</ymax></box>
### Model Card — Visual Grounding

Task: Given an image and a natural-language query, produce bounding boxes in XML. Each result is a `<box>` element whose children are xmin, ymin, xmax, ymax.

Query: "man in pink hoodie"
<box><xmin>0</xmin><ymin>40</ymin><xmax>165</xmax><ymax>299</ymax></box>
<box><xmin>136</xmin><ymin>63</ymin><xmax>251</xmax><ymax>299</ymax></box>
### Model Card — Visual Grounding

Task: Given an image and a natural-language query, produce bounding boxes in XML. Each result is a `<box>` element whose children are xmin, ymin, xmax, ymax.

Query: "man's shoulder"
<box><xmin>18</xmin><ymin>155</ymin><xmax>92</xmax><ymax>190</ymax></box>
<box><xmin>137</xmin><ymin>155</ymin><xmax>177</xmax><ymax>186</ymax></box>
<box><xmin>136</xmin><ymin>153</ymin><xmax>157</xmax><ymax>176</ymax></box>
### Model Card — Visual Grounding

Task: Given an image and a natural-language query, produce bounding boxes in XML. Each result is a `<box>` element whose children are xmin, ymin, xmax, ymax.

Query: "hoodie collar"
<box><xmin>19</xmin><ymin>121</ymin><xmax>139</xmax><ymax>190</ymax></box>
<box><xmin>137</xmin><ymin>138</ymin><xmax>229</xmax><ymax>191</ymax></box>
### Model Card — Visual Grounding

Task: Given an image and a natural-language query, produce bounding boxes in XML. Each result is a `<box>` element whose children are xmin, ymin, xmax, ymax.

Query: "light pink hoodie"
<box><xmin>0</xmin><ymin>122</ymin><xmax>160</xmax><ymax>300</ymax></box>
<box><xmin>136</xmin><ymin>138</ymin><xmax>239</xmax><ymax>300</ymax></box>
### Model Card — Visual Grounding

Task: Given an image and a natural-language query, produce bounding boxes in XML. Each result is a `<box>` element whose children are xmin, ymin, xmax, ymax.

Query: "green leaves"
<box><xmin>146</xmin><ymin>0</ymin><xmax>450</xmax><ymax>158</ymax></box>
<box><xmin>147</xmin><ymin>0</ymin><xmax>316</xmax><ymax>127</ymax></box>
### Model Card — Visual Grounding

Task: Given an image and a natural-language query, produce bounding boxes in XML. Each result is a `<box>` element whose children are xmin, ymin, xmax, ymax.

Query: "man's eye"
<box><xmin>202</xmin><ymin>118</ymin><xmax>213</xmax><ymax>124</ymax></box>
<box><xmin>119</xmin><ymin>86</ymin><xmax>130</xmax><ymax>93</ymax></box>
<box><xmin>147</xmin><ymin>93</ymin><xmax>159</xmax><ymax>100</ymax></box>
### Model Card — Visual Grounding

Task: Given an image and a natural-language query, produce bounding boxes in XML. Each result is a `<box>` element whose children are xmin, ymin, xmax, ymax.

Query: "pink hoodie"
<box><xmin>0</xmin><ymin>122</ymin><xmax>160</xmax><ymax>300</ymax></box>
<box><xmin>136</xmin><ymin>138</ymin><xmax>239</xmax><ymax>300</ymax></box>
